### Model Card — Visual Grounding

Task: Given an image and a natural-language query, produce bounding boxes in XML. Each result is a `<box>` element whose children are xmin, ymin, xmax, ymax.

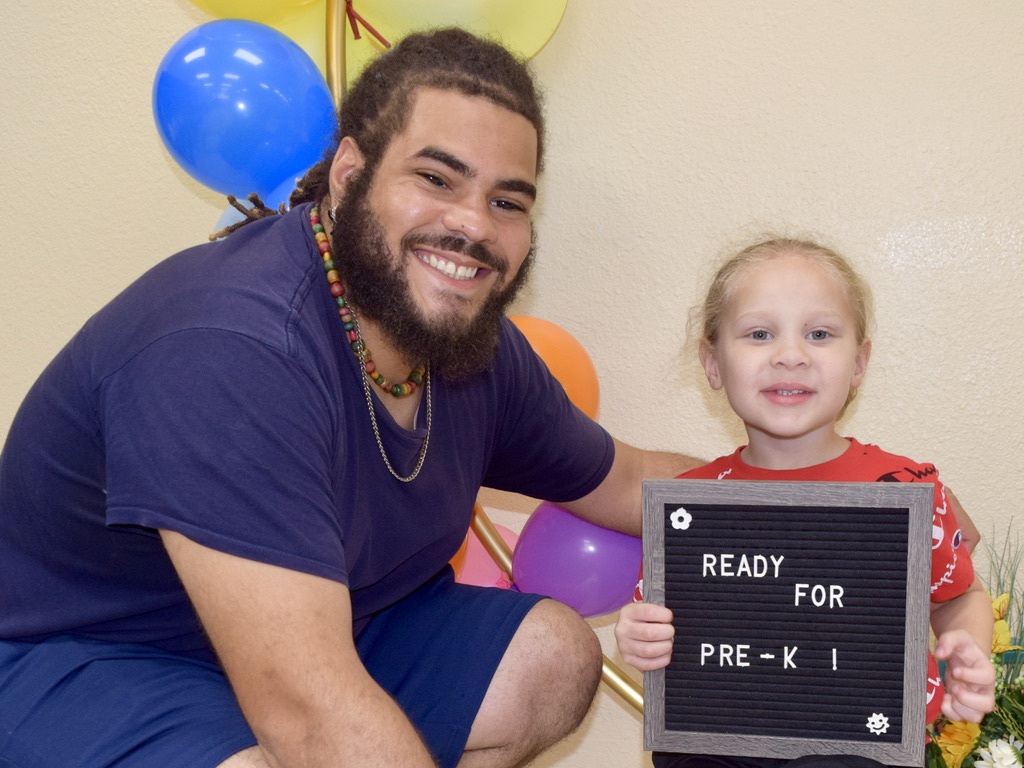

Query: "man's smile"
<box><xmin>415</xmin><ymin>250</ymin><xmax>482</xmax><ymax>281</ymax></box>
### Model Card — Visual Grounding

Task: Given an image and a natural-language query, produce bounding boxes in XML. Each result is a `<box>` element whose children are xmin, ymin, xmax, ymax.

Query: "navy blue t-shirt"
<box><xmin>0</xmin><ymin>203</ymin><xmax>614</xmax><ymax>659</ymax></box>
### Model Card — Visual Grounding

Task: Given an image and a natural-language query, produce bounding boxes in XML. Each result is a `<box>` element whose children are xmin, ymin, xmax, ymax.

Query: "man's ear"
<box><xmin>328</xmin><ymin>136</ymin><xmax>365</xmax><ymax>202</ymax></box>
<box><xmin>699</xmin><ymin>340</ymin><xmax>724</xmax><ymax>390</ymax></box>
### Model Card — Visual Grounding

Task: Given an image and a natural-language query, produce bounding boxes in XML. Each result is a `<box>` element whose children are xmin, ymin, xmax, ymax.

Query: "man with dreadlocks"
<box><xmin>0</xmin><ymin>28</ymin><xmax>699</xmax><ymax>768</ymax></box>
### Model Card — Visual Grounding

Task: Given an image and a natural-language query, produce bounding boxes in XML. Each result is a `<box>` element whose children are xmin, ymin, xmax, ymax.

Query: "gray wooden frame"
<box><xmin>642</xmin><ymin>479</ymin><xmax>933</xmax><ymax>767</ymax></box>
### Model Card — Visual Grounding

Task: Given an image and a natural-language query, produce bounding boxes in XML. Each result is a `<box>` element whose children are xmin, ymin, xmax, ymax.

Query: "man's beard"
<box><xmin>329</xmin><ymin>173</ymin><xmax>534</xmax><ymax>381</ymax></box>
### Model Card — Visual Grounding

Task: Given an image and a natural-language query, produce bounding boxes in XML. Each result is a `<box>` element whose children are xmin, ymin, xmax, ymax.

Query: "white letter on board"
<box><xmin>702</xmin><ymin>554</ymin><xmax>717</xmax><ymax>576</ymax></box>
<box><xmin>783</xmin><ymin>646</ymin><xmax>798</xmax><ymax>669</ymax></box>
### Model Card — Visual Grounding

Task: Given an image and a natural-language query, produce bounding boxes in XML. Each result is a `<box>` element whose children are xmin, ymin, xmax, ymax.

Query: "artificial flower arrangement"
<box><xmin>928</xmin><ymin>527</ymin><xmax>1023</xmax><ymax>768</ymax></box>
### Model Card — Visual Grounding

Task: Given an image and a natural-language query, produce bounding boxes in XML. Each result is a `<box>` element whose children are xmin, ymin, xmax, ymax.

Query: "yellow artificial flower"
<box><xmin>935</xmin><ymin>720</ymin><xmax>981</xmax><ymax>768</ymax></box>
<box><xmin>991</xmin><ymin>593</ymin><xmax>1024</xmax><ymax>655</ymax></box>
<box><xmin>994</xmin><ymin>593</ymin><xmax>1011</xmax><ymax>622</ymax></box>
<box><xmin>993</xmin><ymin>619</ymin><xmax>1024</xmax><ymax>655</ymax></box>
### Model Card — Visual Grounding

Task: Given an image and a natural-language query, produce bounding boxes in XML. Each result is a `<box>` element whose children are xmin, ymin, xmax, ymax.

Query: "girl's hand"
<box><xmin>934</xmin><ymin>628</ymin><xmax>997</xmax><ymax>723</ymax></box>
<box><xmin>614</xmin><ymin>602</ymin><xmax>675</xmax><ymax>671</ymax></box>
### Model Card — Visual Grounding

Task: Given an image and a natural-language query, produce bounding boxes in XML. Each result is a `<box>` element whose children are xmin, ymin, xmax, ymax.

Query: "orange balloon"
<box><xmin>448</xmin><ymin>531</ymin><xmax>469</xmax><ymax>577</ymax></box>
<box><xmin>510</xmin><ymin>316</ymin><xmax>600</xmax><ymax>420</ymax></box>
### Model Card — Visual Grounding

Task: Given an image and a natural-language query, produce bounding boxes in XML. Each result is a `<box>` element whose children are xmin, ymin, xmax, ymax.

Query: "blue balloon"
<box><xmin>210</xmin><ymin>164</ymin><xmax>309</xmax><ymax>240</ymax></box>
<box><xmin>153</xmin><ymin>20</ymin><xmax>337</xmax><ymax>198</ymax></box>
<box><xmin>264</xmin><ymin>167</ymin><xmax>309</xmax><ymax>210</ymax></box>
<box><xmin>212</xmin><ymin>203</ymin><xmax>246</xmax><ymax>239</ymax></box>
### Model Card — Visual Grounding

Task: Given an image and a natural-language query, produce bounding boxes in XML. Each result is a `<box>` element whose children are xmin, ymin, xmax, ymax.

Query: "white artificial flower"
<box><xmin>975</xmin><ymin>737</ymin><xmax>1024</xmax><ymax>768</ymax></box>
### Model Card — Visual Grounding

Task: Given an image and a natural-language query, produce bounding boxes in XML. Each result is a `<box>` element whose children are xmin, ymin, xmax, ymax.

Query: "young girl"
<box><xmin>617</xmin><ymin>238</ymin><xmax>996</xmax><ymax>768</ymax></box>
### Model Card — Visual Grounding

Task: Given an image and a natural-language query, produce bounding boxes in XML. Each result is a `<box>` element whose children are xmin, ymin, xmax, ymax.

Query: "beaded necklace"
<box><xmin>310</xmin><ymin>206</ymin><xmax>431</xmax><ymax>482</ymax></box>
<box><xmin>312</xmin><ymin>207</ymin><xmax>426</xmax><ymax>398</ymax></box>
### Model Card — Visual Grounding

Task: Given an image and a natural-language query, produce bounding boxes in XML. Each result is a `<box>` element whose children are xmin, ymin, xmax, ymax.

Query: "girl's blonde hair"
<box><xmin>696</xmin><ymin>237</ymin><xmax>874</xmax><ymax>412</ymax></box>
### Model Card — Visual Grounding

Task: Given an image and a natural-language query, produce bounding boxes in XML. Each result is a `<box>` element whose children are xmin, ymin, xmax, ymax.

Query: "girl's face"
<box><xmin>700</xmin><ymin>253</ymin><xmax>871</xmax><ymax>468</ymax></box>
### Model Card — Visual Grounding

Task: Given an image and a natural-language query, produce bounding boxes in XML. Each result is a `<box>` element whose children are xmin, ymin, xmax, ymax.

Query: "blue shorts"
<box><xmin>0</xmin><ymin>569</ymin><xmax>545</xmax><ymax>768</ymax></box>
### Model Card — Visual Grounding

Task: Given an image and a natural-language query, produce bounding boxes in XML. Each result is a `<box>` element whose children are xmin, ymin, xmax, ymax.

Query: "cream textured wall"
<box><xmin>2</xmin><ymin>2</ymin><xmax>1022</xmax><ymax>766</ymax></box>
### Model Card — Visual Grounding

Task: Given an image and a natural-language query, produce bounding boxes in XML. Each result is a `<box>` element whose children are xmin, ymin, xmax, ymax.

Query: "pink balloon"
<box><xmin>512</xmin><ymin>502</ymin><xmax>641</xmax><ymax>617</ymax></box>
<box><xmin>455</xmin><ymin>524</ymin><xmax>518</xmax><ymax>589</ymax></box>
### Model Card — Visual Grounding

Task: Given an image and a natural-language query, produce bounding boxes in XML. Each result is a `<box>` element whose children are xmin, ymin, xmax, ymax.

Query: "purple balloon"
<box><xmin>512</xmin><ymin>502</ymin><xmax>642</xmax><ymax>617</ymax></box>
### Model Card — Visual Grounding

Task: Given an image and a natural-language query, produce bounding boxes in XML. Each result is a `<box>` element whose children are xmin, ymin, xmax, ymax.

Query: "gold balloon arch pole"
<box><xmin>470</xmin><ymin>504</ymin><xmax>645</xmax><ymax>713</ymax></box>
<box><xmin>321</xmin><ymin>0</ymin><xmax>642</xmax><ymax>715</ymax></box>
<box><xmin>325</xmin><ymin>1</ymin><xmax>391</xmax><ymax>106</ymax></box>
<box><xmin>325</xmin><ymin>0</ymin><xmax>347</xmax><ymax>106</ymax></box>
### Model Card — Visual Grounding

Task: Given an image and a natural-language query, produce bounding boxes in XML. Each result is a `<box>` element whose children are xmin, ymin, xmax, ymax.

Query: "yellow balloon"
<box><xmin>190</xmin><ymin>0</ymin><xmax>321</xmax><ymax>25</ymax></box>
<box><xmin>274</xmin><ymin>0</ymin><xmax>328</xmax><ymax>78</ymax></box>
<box><xmin>343</xmin><ymin>0</ymin><xmax>569</xmax><ymax>86</ymax></box>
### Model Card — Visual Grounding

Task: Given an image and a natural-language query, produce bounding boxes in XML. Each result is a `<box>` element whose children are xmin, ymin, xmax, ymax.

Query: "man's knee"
<box><xmin>518</xmin><ymin>598</ymin><xmax>603</xmax><ymax>719</ymax></box>
<box><xmin>466</xmin><ymin>598</ymin><xmax>601</xmax><ymax>764</ymax></box>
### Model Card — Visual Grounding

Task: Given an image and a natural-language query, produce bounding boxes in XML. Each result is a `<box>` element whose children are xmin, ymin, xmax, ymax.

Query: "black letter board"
<box><xmin>641</xmin><ymin>480</ymin><xmax>932</xmax><ymax>766</ymax></box>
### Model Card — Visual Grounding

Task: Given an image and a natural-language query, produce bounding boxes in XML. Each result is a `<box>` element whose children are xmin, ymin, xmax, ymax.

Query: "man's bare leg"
<box><xmin>217</xmin><ymin>746</ymin><xmax>269</xmax><ymax>767</ymax></box>
<box><xmin>458</xmin><ymin>598</ymin><xmax>603</xmax><ymax>767</ymax></box>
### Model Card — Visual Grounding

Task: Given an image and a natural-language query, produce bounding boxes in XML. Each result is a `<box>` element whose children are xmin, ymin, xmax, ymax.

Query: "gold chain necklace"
<box><xmin>351</xmin><ymin>311</ymin><xmax>432</xmax><ymax>483</ymax></box>
<box><xmin>311</xmin><ymin>206</ymin><xmax>431</xmax><ymax>482</ymax></box>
